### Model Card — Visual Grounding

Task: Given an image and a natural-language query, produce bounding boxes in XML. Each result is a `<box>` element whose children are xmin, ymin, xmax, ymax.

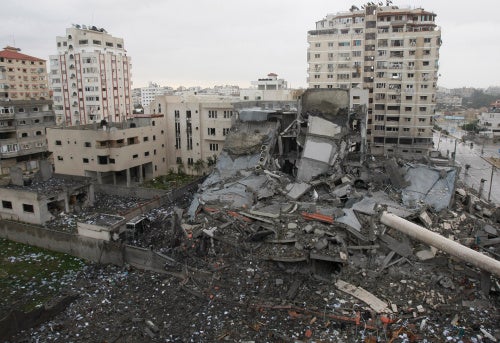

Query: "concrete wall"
<box><xmin>0</xmin><ymin>220</ymin><xmax>172</xmax><ymax>274</ymax></box>
<box><xmin>94</xmin><ymin>183</ymin><xmax>169</xmax><ymax>200</ymax></box>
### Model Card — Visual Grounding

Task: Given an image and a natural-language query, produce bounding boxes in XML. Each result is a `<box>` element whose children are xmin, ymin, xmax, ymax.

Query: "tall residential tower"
<box><xmin>307</xmin><ymin>5</ymin><xmax>441</xmax><ymax>158</ymax></box>
<box><xmin>49</xmin><ymin>25</ymin><xmax>132</xmax><ymax>126</ymax></box>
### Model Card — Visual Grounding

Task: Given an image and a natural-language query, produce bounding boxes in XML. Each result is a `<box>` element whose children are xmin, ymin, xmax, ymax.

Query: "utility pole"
<box><xmin>488</xmin><ymin>164</ymin><xmax>495</xmax><ymax>202</ymax></box>
<box><xmin>452</xmin><ymin>138</ymin><xmax>457</xmax><ymax>166</ymax></box>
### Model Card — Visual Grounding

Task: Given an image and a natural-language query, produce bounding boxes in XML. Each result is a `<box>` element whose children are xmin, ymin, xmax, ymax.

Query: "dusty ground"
<box><xmin>8</xmin><ymin>208</ymin><xmax>500</xmax><ymax>343</ymax></box>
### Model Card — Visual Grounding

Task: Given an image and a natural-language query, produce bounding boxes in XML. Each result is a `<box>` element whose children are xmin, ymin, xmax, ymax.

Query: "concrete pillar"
<box><xmin>139</xmin><ymin>164</ymin><xmax>144</xmax><ymax>183</ymax></box>
<box><xmin>126</xmin><ymin>168</ymin><xmax>131</xmax><ymax>187</ymax></box>
<box><xmin>88</xmin><ymin>184</ymin><xmax>95</xmax><ymax>206</ymax></box>
<box><xmin>97</xmin><ymin>171</ymin><xmax>102</xmax><ymax>185</ymax></box>
<box><xmin>112</xmin><ymin>172</ymin><xmax>117</xmax><ymax>185</ymax></box>
<box><xmin>64</xmin><ymin>193</ymin><xmax>70</xmax><ymax>212</ymax></box>
<box><xmin>380</xmin><ymin>211</ymin><xmax>500</xmax><ymax>278</ymax></box>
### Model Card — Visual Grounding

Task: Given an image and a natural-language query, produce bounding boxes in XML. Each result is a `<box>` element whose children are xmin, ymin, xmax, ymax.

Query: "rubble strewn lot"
<box><xmin>0</xmin><ymin>238</ymin><xmax>84</xmax><ymax>315</ymax></box>
<box><xmin>5</xmin><ymin>92</ymin><xmax>500</xmax><ymax>342</ymax></box>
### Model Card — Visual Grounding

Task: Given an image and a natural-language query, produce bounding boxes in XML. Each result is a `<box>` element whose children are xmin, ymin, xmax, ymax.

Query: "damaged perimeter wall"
<box><xmin>0</xmin><ymin>220</ymin><xmax>171</xmax><ymax>273</ymax></box>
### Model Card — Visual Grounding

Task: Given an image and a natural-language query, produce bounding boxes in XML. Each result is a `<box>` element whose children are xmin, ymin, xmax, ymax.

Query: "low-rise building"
<box><xmin>47</xmin><ymin>115</ymin><xmax>167</xmax><ymax>186</ymax></box>
<box><xmin>0</xmin><ymin>169</ymin><xmax>94</xmax><ymax>225</ymax></box>
<box><xmin>478</xmin><ymin>101</ymin><xmax>500</xmax><ymax>141</ymax></box>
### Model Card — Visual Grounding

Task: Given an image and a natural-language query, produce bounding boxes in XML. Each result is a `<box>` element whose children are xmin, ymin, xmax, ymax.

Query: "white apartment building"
<box><xmin>307</xmin><ymin>5</ymin><xmax>441</xmax><ymax>158</ymax></box>
<box><xmin>479</xmin><ymin>102</ymin><xmax>500</xmax><ymax>141</ymax></box>
<box><xmin>47</xmin><ymin>115</ymin><xmax>167</xmax><ymax>186</ymax></box>
<box><xmin>251</xmin><ymin>73</ymin><xmax>287</xmax><ymax>90</ymax></box>
<box><xmin>140</xmin><ymin>82</ymin><xmax>172</xmax><ymax>108</ymax></box>
<box><xmin>150</xmin><ymin>94</ymin><xmax>235</xmax><ymax>174</ymax></box>
<box><xmin>49</xmin><ymin>25</ymin><xmax>132</xmax><ymax>126</ymax></box>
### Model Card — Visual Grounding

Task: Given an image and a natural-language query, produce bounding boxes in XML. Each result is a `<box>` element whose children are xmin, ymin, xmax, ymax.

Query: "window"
<box><xmin>208</xmin><ymin>110</ymin><xmax>217</xmax><ymax>118</ymax></box>
<box><xmin>21</xmin><ymin>132</ymin><xmax>28</xmax><ymax>138</ymax></box>
<box><xmin>223</xmin><ymin>110</ymin><xmax>232</xmax><ymax>118</ymax></box>
<box><xmin>83</xmin><ymin>158</ymin><xmax>89</xmax><ymax>163</ymax></box>
<box><xmin>23</xmin><ymin>204</ymin><xmax>34</xmax><ymax>213</ymax></box>
<box><xmin>187</xmin><ymin>158</ymin><xmax>194</xmax><ymax>166</ymax></box>
<box><xmin>176</xmin><ymin>157</ymin><xmax>182</xmax><ymax>164</ymax></box>
<box><xmin>424</xmin><ymin>37</ymin><xmax>431</xmax><ymax>43</ymax></box>
<box><xmin>84</xmin><ymin>142</ymin><xmax>91</xmax><ymax>147</ymax></box>
<box><xmin>419</xmin><ymin>118</ymin><xmax>426</xmax><ymax>122</ymax></box>
<box><xmin>36</xmin><ymin>131</ymin><xmax>42</xmax><ymax>136</ymax></box>
<box><xmin>174</xmin><ymin>110</ymin><xmax>180</xmax><ymax>119</ymax></box>
<box><xmin>57</xmin><ymin>156</ymin><xmax>63</xmax><ymax>161</ymax></box>
<box><xmin>209</xmin><ymin>143</ymin><xmax>219</xmax><ymax>151</ymax></box>
<box><xmin>2</xmin><ymin>200</ymin><xmax>13</xmax><ymax>209</ymax></box>
<box><xmin>423</xmin><ymin>61</ymin><xmax>430</xmax><ymax>66</ymax></box>
<box><xmin>143</xmin><ymin>136</ymin><xmax>149</xmax><ymax>142</ymax></box>
<box><xmin>223</xmin><ymin>128</ymin><xmax>230</xmax><ymax>136</ymax></box>
<box><xmin>132</xmin><ymin>154</ymin><xmax>138</xmax><ymax>159</ymax></box>
<box><xmin>207</xmin><ymin>128</ymin><xmax>216</xmax><ymax>136</ymax></box>
<box><xmin>97</xmin><ymin>156</ymin><xmax>108</xmax><ymax>164</ymax></box>
<box><xmin>314</xmin><ymin>54</ymin><xmax>320</xmax><ymax>58</ymax></box>
<box><xmin>144</xmin><ymin>151</ymin><xmax>150</xmax><ymax>156</ymax></box>
<box><xmin>109</xmin><ymin>158</ymin><xmax>115</xmax><ymax>164</ymax></box>
<box><xmin>315</xmin><ymin>43</ymin><xmax>321</xmax><ymax>47</ymax></box>
<box><xmin>420</xmin><ymin>96</ymin><xmax>427</xmax><ymax>100</ymax></box>
<box><xmin>186</xmin><ymin>110</ymin><xmax>191</xmax><ymax>118</ymax></box>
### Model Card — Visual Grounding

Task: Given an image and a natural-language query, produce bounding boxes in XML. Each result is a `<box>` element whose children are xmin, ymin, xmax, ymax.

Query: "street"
<box><xmin>433</xmin><ymin>131</ymin><xmax>500</xmax><ymax>205</ymax></box>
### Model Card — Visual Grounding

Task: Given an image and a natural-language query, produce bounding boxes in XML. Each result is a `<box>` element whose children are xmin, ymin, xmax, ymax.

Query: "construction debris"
<box><xmin>5</xmin><ymin>91</ymin><xmax>500</xmax><ymax>342</ymax></box>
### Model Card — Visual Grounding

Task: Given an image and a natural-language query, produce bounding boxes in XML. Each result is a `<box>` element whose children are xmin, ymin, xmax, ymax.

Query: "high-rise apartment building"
<box><xmin>0</xmin><ymin>46</ymin><xmax>55</xmax><ymax>174</ymax></box>
<box><xmin>49</xmin><ymin>25</ymin><xmax>132</xmax><ymax>126</ymax></box>
<box><xmin>307</xmin><ymin>5</ymin><xmax>441</xmax><ymax>158</ymax></box>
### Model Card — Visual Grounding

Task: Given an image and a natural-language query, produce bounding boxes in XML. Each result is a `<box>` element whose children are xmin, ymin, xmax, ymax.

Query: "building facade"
<box><xmin>49</xmin><ymin>25</ymin><xmax>132</xmax><ymax>126</ymax></box>
<box><xmin>47</xmin><ymin>115</ymin><xmax>167</xmax><ymax>186</ymax></box>
<box><xmin>478</xmin><ymin>101</ymin><xmax>500</xmax><ymax>141</ymax></box>
<box><xmin>307</xmin><ymin>5</ymin><xmax>441</xmax><ymax>158</ymax></box>
<box><xmin>0</xmin><ymin>47</ymin><xmax>55</xmax><ymax>174</ymax></box>
<box><xmin>140</xmin><ymin>82</ymin><xmax>172</xmax><ymax>108</ymax></box>
<box><xmin>150</xmin><ymin>94</ymin><xmax>235</xmax><ymax>174</ymax></box>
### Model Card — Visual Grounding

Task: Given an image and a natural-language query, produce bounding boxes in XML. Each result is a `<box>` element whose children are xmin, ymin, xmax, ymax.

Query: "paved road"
<box><xmin>433</xmin><ymin>132</ymin><xmax>500</xmax><ymax>205</ymax></box>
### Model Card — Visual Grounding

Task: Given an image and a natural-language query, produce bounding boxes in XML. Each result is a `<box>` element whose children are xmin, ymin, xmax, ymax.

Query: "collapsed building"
<box><xmin>3</xmin><ymin>89</ymin><xmax>499</xmax><ymax>342</ymax></box>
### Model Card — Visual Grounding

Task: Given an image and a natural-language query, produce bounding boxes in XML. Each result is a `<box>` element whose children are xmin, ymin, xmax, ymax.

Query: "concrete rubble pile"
<box><xmin>10</xmin><ymin>90</ymin><xmax>500</xmax><ymax>342</ymax></box>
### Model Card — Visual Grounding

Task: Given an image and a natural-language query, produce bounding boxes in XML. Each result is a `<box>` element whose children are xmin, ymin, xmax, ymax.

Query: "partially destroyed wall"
<box><xmin>0</xmin><ymin>220</ymin><xmax>170</xmax><ymax>273</ymax></box>
<box><xmin>0</xmin><ymin>221</ymin><xmax>123</xmax><ymax>265</ymax></box>
<box><xmin>94</xmin><ymin>184</ymin><xmax>168</xmax><ymax>200</ymax></box>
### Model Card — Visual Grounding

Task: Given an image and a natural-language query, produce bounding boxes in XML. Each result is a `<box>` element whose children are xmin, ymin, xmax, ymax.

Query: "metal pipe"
<box><xmin>380</xmin><ymin>211</ymin><xmax>500</xmax><ymax>278</ymax></box>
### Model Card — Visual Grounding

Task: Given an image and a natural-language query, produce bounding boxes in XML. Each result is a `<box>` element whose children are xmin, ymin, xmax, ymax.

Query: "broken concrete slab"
<box><xmin>285</xmin><ymin>182</ymin><xmax>311</xmax><ymax>200</ymax></box>
<box><xmin>335</xmin><ymin>279</ymin><xmax>391</xmax><ymax>313</ymax></box>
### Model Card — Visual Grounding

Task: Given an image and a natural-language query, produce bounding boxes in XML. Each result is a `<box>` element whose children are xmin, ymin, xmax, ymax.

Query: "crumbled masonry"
<box><xmin>6</xmin><ymin>90</ymin><xmax>500</xmax><ymax>342</ymax></box>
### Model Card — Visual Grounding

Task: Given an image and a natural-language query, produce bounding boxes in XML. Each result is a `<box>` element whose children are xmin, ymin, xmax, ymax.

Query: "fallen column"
<box><xmin>379</xmin><ymin>211</ymin><xmax>500</xmax><ymax>278</ymax></box>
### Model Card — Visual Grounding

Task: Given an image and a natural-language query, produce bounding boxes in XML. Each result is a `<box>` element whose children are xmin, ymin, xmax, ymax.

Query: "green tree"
<box><xmin>193</xmin><ymin>159</ymin><xmax>206</xmax><ymax>175</ymax></box>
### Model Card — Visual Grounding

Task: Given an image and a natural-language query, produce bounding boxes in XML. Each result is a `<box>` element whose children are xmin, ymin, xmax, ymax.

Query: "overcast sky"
<box><xmin>1</xmin><ymin>0</ymin><xmax>499</xmax><ymax>89</ymax></box>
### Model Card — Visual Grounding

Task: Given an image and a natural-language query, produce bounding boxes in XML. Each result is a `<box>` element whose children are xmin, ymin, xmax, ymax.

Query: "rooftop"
<box><xmin>0</xmin><ymin>46</ymin><xmax>45</xmax><ymax>62</ymax></box>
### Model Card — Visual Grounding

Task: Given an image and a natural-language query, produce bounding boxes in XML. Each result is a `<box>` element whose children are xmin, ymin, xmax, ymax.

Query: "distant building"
<box><xmin>307</xmin><ymin>5</ymin><xmax>441</xmax><ymax>158</ymax></box>
<box><xmin>241</xmin><ymin>74</ymin><xmax>299</xmax><ymax>101</ymax></box>
<box><xmin>140</xmin><ymin>82</ymin><xmax>172</xmax><ymax>108</ymax></box>
<box><xmin>251</xmin><ymin>73</ymin><xmax>288</xmax><ymax>90</ymax></box>
<box><xmin>478</xmin><ymin>101</ymin><xmax>500</xmax><ymax>141</ymax></box>
<box><xmin>47</xmin><ymin>115</ymin><xmax>167</xmax><ymax>186</ymax></box>
<box><xmin>49</xmin><ymin>25</ymin><xmax>133</xmax><ymax>126</ymax></box>
<box><xmin>0</xmin><ymin>46</ymin><xmax>56</xmax><ymax>174</ymax></box>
